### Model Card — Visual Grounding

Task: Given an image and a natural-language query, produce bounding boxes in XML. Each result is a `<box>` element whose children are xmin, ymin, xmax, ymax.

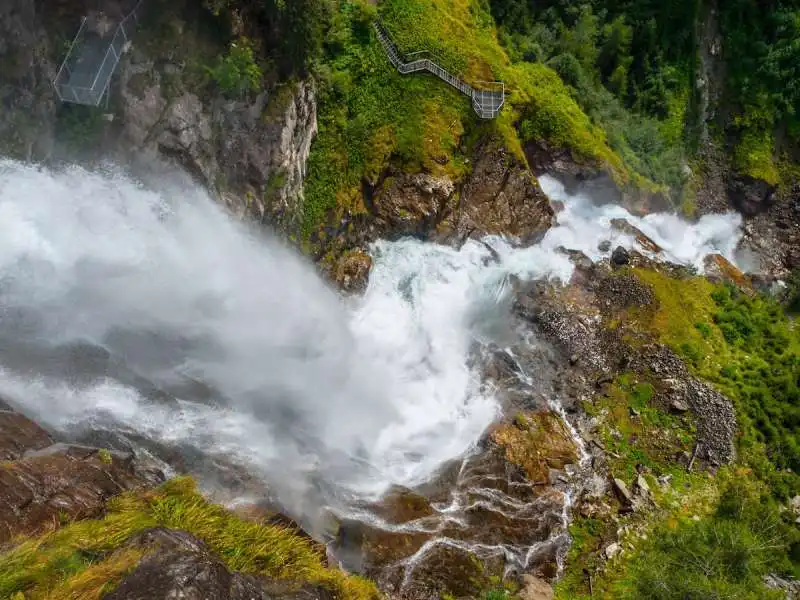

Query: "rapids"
<box><xmin>0</xmin><ymin>158</ymin><xmax>744</xmax><ymax>581</ymax></box>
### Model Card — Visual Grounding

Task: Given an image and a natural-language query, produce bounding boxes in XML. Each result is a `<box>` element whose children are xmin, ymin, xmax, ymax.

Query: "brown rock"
<box><xmin>610</xmin><ymin>218</ymin><xmax>662</xmax><ymax>254</ymax></box>
<box><xmin>445</xmin><ymin>140</ymin><xmax>554</xmax><ymax>243</ymax></box>
<box><xmin>0</xmin><ymin>444</ymin><xmax>164</xmax><ymax>543</ymax></box>
<box><xmin>702</xmin><ymin>254</ymin><xmax>752</xmax><ymax>291</ymax></box>
<box><xmin>491</xmin><ymin>412</ymin><xmax>579</xmax><ymax>483</ymax></box>
<box><xmin>0</xmin><ymin>410</ymin><xmax>53</xmax><ymax>460</ymax></box>
<box><xmin>373</xmin><ymin>173</ymin><xmax>454</xmax><ymax>234</ymax></box>
<box><xmin>520</xmin><ymin>574</ymin><xmax>554</xmax><ymax>600</ymax></box>
<box><xmin>332</xmin><ymin>249</ymin><xmax>372</xmax><ymax>294</ymax></box>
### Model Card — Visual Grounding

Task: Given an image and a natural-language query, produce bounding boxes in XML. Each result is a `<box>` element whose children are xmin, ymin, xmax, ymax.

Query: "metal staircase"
<box><xmin>373</xmin><ymin>21</ymin><xmax>505</xmax><ymax>119</ymax></box>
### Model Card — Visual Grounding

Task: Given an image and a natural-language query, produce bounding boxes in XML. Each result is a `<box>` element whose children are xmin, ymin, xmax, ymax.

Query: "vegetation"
<box><xmin>0</xmin><ymin>477</ymin><xmax>378</xmax><ymax>600</ymax></box>
<box><xmin>206</xmin><ymin>37</ymin><xmax>263</xmax><ymax>98</ymax></box>
<box><xmin>557</xmin><ymin>269</ymin><xmax>800</xmax><ymax>599</ymax></box>
<box><xmin>301</xmin><ymin>0</ymin><xmax>631</xmax><ymax>243</ymax></box>
<box><xmin>489</xmin><ymin>0</ymin><xmax>800</xmax><ymax>183</ymax></box>
<box><xmin>633</xmin><ymin>270</ymin><xmax>800</xmax><ymax>499</ymax></box>
<box><xmin>627</xmin><ymin>479</ymin><xmax>796</xmax><ymax>600</ymax></box>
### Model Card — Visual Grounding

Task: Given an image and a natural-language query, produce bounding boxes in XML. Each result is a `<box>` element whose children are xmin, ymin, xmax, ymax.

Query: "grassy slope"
<box><xmin>0</xmin><ymin>477</ymin><xmax>378</xmax><ymax>600</ymax></box>
<box><xmin>555</xmin><ymin>270</ymin><xmax>800</xmax><ymax>599</ymax></box>
<box><xmin>303</xmin><ymin>0</ymin><xmax>629</xmax><ymax>242</ymax></box>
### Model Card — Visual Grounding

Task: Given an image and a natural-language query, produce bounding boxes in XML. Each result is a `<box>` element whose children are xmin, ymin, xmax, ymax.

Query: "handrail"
<box><xmin>53</xmin><ymin>0</ymin><xmax>144</xmax><ymax>106</ymax></box>
<box><xmin>373</xmin><ymin>21</ymin><xmax>505</xmax><ymax>119</ymax></box>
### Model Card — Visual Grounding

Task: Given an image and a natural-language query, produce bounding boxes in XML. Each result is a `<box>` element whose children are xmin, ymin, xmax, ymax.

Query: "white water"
<box><xmin>0</xmin><ymin>160</ymin><xmax>744</xmax><ymax>525</ymax></box>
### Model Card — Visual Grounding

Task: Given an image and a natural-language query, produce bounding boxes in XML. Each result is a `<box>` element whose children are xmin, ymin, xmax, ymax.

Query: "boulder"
<box><xmin>520</xmin><ymin>574</ymin><xmax>554</xmax><ymax>600</ymax></box>
<box><xmin>491</xmin><ymin>411</ymin><xmax>579</xmax><ymax>483</ymax></box>
<box><xmin>373</xmin><ymin>173</ymin><xmax>454</xmax><ymax>235</ymax></box>
<box><xmin>331</xmin><ymin>249</ymin><xmax>372</xmax><ymax>294</ymax></box>
<box><xmin>107</xmin><ymin>528</ymin><xmax>334</xmax><ymax>600</ymax></box>
<box><xmin>604</xmin><ymin>542</ymin><xmax>622</xmax><ymax>560</ymax></box>
<box><xmin>702</xmin><ymin>254</ymin><xmax>752</xmax><ymax>291</ymax></box>
<box><xmin>611</xmin><ymin>246</ymin><xmax>630</xmax><ymax>267</ymax></box>
<box><xmin>445</xmin><ymin>141</ymin><xmax>554</xmax><ymax>243</ymax></box>
<box><xmin>0</xmin><ymin>410</ymin><xmax>53</xmax><ymax>460</ymax></box>
<box><xmin>727</xmin><ymin>174</ymin><xmax>776</xmax><ymax>217</ymax></box>
<box><xmin>0</xmin><ymin>441</ymin><xmax>164</xmax><ymax>543</ymax></box>
<box><xmin>610</xmin><ymin>219</ymin><xmax>662</xmax><ymax>254</ymax></box>
<box><xmin>612</xmin><ymin>478</ymin><xmax>633</xmax><ymax>506</ymax></box>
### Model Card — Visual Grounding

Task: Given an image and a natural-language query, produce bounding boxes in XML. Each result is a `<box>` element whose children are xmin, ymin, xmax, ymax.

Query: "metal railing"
<box><xmin>373</xmin><ymin>21</ymin><xmax>505</xmax><ymax>119</ymax></box>
<box><xmin>53</xmin><ymin>0</ymin><xmax>144</xmax><ymax>106</ymax></box>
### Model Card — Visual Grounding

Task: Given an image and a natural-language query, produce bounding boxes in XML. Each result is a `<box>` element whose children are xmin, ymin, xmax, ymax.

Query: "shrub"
<box><xmin>626</xmin><ymin>480</ymin><xmax>797</xmax><ymax>599</ymax></box>
<box><xmin>206</xmin><ymin>38</ymin><xmax>262</xmax><ymax>98</ymax></box>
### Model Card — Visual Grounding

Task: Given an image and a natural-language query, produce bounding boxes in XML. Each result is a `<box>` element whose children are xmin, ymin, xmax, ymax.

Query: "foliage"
<box><xmin>0</xmin><ymin>477</ymin><xmax>378</xmax><ymax>600</ymax></box>
<box><xmin>303</xmin><ymin>0</ymin><xmax>629</xmax><ymax>243</ymax></box>
<box><xmin>206</xmin><ymin>37</ymin><xmax>262</xmax><ymax>98</ymax></box>
<box><xmin>489</xmin><ymin>0</ymin><xmax>800</xmax><ymax>186</ymax></box>
<box><xmin>632</xmin><ymin>270</ymin><xmax>800</xmax><ymax>499</ymax></box>
<box><xmin>624</xmin><ymin>479</ymin><xmax>798</xmax><ymax>599</ymax></box>
<box><xmin>584</xmin><ymin>373</ymin><xmax>695</xmax><ymax>482</ymax></box>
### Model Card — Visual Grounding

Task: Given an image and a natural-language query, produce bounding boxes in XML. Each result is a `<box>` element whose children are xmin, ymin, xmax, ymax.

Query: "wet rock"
<box><xmin>598</xmin><ymin>240</ymin><xmax>612</xmax><ymax>252</ymax></box>
<box><xmin>369</xmin><ymin>486</ymin><xmax>435</xmax><ymax>524</ymax></box>
<box><xmin>611</xmin><ymin>246</ymin><xmax>630</xmax><ymax>267</ymax></box>
<box><xmin>727</xmin><ymin>174</ymin><xmax>776</xmax><ymax>217</ymax></box>
<box><xmin>401</xmin><ymin>541</ymin><xmax>495</xmax><ymax>598</ymax></box>
<box><xmin>702</xmin><ymin>254</ymin><xmax>752</xmax><ymax>291</ymax></box>
<box><xmin>0</xmin><ymin>0</ymin><xmax>57</xmax><ymax>161</ymax></box>
<box><xmin>0</xmin><ymin>441</ymin><xmax>164</xmax><ymax>543</ymax></box>
<box><xmin>119</xmin><ymin>52</ymin><xmax>318</xmax><ymax>231</ymax></box>
<box><xmin>0</xmin><ymin>410</ymin><xmax>53</xmax><ymax>460</ymax></box>
<box><xmin>445</xmin><ymin>140</ymin><xmax>554</xmax><ymax>243</ymax></box>
<box><xmin>373</xmin><ymin>173</ymin><xmax>454</xmax><ymax>235</ymax></box>
<box><xmin>491</xmin><ymin>412</ymin><xmax>579</xmax><ymax>483</ymax></box>
<box><xmin>331</xmin><ymin>249</ymin><xmax>372</xmax><ymax>294</ymax></box>
<box><xmin>610</xmin><ymin>218</ymin><xmax>662</xmax><ymax>254</ymax></box>
<box><xmin>520</xmin><ymin>574</ymin><xmax>554</xmax><ymax>600</ymax></box>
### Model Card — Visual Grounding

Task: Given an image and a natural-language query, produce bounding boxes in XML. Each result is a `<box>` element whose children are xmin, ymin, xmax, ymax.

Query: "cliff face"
<box><xmin>0</xmin><ymin>0</ymin><xmax>57</xmax><ymax>160</ymax></box>
<box><xmin>0</xmin><ymin>0</ymin><xmax>318</xmax><ymax>236</ymax></box>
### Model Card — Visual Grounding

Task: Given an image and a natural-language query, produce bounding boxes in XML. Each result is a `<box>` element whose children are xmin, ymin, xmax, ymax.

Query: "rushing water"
<box><xmin>0</xmin><ymin>159</ymin><xmax>744</xmax><ymax>571</ymax></box>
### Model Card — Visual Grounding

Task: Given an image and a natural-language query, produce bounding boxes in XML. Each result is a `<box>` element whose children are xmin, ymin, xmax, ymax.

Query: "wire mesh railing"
<box><xmin>53</xmin><ymin>0</ymin><xmax>144</xmax><ymax>106</ymax></box>
<box><xmin>373</xmin><ymin>20</ymin><xmax>505</xmax><ymax>119</ymax></box>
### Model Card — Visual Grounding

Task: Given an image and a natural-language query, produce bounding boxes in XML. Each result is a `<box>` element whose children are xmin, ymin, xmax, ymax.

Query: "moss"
<box><xmin>733</xmin><ymin>128</ymin><xmax>780</xmax><ymax>185</ymax></box>
<box><xmin>303</xmin><ymin>0</ymin><xmax>639</xmax><ymax>244</ymax></box>
<box><xmin>492</xmin><ymin>411</ymin><xmax>578</xmax><ymax>482</ymax></box>
<box><xmin>589</xmin><ymin>374</ymin><xmax>696</xmax><ymax>482</ymax></box>
<box><xmin>0</xmin><ymin>477</ymin><xmax>379</xmax><ymax>600</ymax></box>
<box><xmin>96</xmin><ymin>449</ymin><xmax>113</xmax><ymax>465</ymax></box>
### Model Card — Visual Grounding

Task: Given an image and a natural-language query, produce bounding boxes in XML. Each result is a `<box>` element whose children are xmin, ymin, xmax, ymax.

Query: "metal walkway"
<box><xmin>373</xmin><ymin>21</ymin><xmax>505</xmax><ymax>119</ymax></box>
<box><xmin>53</xmin><ymin>1</ymin><xmax>144</xmax><ymax>106</ymax></box>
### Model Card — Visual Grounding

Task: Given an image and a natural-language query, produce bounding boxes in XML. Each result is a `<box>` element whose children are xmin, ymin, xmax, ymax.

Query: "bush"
<box><xmin>627</xmin><ymin>480</ymin><xmax>797</xmax><ymax>600</ymax></box>
<box><xmin>206</xmin><ymin>37</ymin><xmax>262</xmax><ymax>98</ymax></box>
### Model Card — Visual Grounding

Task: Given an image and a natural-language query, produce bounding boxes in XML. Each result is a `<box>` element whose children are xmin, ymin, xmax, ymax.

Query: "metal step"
<box><xmin>373</xmin><ymin>21</ymin><xmax>505</xmax><ymax>119</ymax></box>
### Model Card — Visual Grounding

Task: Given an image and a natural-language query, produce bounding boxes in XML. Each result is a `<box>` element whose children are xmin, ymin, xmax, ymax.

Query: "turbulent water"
<box><xmin>0</xmin><ymin>159</ymin><xmax>744</xmax><ymax>543</ymax></box>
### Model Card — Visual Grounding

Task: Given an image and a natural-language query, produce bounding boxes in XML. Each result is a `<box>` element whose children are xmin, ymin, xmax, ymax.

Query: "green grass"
<box><xmin>0</xmin><ymin>477</ymin><xmax>378</xmax><ymax>600</ymax></box>
<box><xmin>303</xmin><ymin>0</ymin><xmax>633</xmax><ymax>244</ymax></box>
<box><xmin>584</xmin><ymin>373</ymin><xmax>696</xmax><ymax>482</ymax></box>
<box><xmin>631</xmin><ymin>270</ymin><xmax>800</xmax><ymax>499</ymax></box>
<box><xmin>616</xmin><ymin>477</ymin><xmax>798</xmax><ymax>600</ymax></box>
